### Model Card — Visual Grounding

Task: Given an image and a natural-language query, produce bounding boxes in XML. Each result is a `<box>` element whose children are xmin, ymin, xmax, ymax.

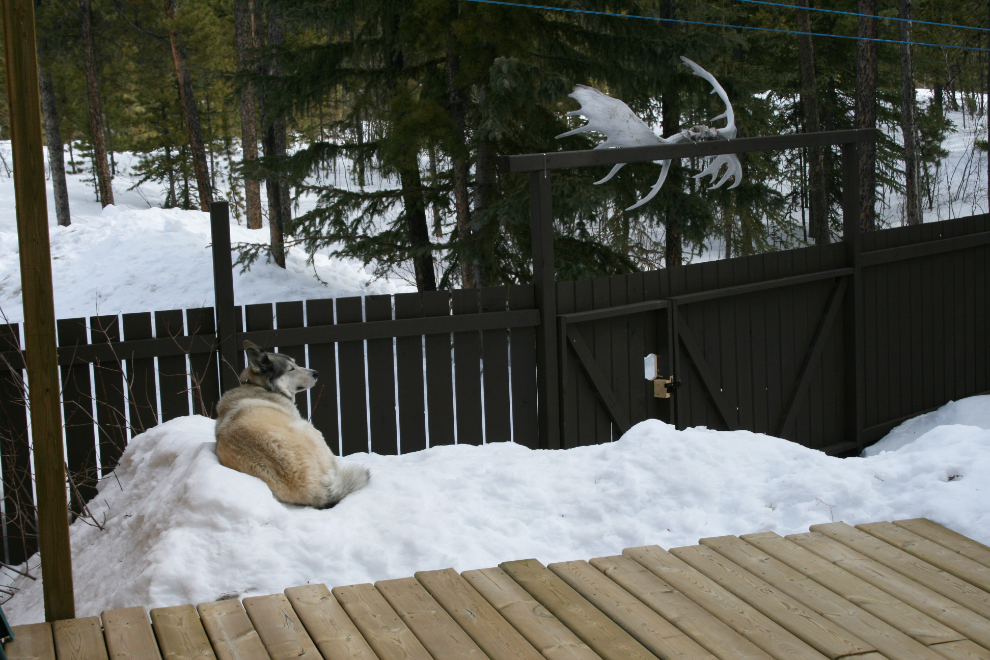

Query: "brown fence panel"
<box><xmin>508</xmin><ymin>285</ymin><xmax>538</xmax><ymax>449</ymax></box>
<box><xmin>365</xmin><ymin>295</ymin><xmax>397</xmax><ymax>455</ymax></box>
<box><xmin>276</xmin><ymin>301</ymin><xmax>309</xmax><ymax>418</ymax></box>
<box><xmin>423</xmin><ymin>290</ymin><xmax>455</xmax><ymax>448</ymax></box>
<box><xmin>306</xmin><ymin>298</ymin><xmax>340</xmax><ymax>452</ymax></box>
<box><xmin>453</xmin><ymin>289</ymin><xmax>483</xmax><ymax>445</ymax></box>
<box><xmin>187</xmin><ymin>307</ymin><xmax>220</xmax><ymax>418</ymax></box>
<box><xmin>123</xmin><ymin>312</ymin><xmax>156</xmax><ymax>435</ymax></box>
<box><xmin>90</xmin><ymin>315</ymin><xmax>127</xmax><ymax>474</ymax></box>
<box><xmin>57</xmin><ymin>318</ymin><xmax>98</xmax><ymax>511</ymax></box>
<box><xmin>155</xmin><ymin>310</ymin><xmax>189</xmax><ymax>423</ymax></box>
<box><xmin>0</xmin><ymin>323</ymin><xmax>35</xmax><ymax>566</ymax></box>
<box><xmin>480</xmin><ymin>287</ymin><xmax>511</xmax><ymax>443</ymax></box>
<box><xmin>395</xmin><ymin>293</ymin><xmax>426</xmax><ymax>454</ymax></box>
<box><xmin>335</xmin><ymin>297</ymin><xmax>368</xmax><ymax>456</ymax></box>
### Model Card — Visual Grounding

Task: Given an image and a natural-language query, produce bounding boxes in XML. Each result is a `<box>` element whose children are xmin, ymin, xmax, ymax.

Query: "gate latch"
<box><xmin>645</xmin><ymin>354</ymin><xmax>677</xmax><ymax>399</ymax></box>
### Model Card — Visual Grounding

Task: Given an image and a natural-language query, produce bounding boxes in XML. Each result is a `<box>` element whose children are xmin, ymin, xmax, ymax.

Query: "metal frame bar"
<box><xmin>500</xmin><ymin>129</ymin><xmax>875</xmax><ymax>173</ymax></box>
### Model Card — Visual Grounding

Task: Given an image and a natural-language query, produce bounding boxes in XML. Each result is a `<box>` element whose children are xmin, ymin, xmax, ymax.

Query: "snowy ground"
<box><xmin>1</xmin><ymin>394</ymin><xmax>988</xmax><ymax>624</ymax></box>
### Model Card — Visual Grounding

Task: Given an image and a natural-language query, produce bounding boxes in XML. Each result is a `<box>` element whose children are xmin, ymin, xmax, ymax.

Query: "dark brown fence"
<box><xmin>1</xmin><ymin>128</ymin><xmax>988</xmax><ymax>567</ymax></box>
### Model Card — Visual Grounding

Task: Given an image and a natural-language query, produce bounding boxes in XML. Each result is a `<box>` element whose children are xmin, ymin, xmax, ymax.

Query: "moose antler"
<box><xmin>557</xmin><ymin>57</ymin><xmax>742</xmax><ymax>210</ymax></box>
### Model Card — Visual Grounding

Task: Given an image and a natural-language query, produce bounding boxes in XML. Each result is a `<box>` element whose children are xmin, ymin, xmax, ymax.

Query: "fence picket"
<box><xmin>453</xmin><ymin>289</ymin><xmax>483</xmax><ymax>445</ymax></box>
<box><xmin>336</xmin><ymin>297</ymin><xmax>369</xmax><ymax>456</ymax></box>
<box><xmin>0</xmin><ymin>323</ymin><xmax>35</xmax><ymax>566</ymax></box>
<box><xmin>57</xmin><ymin>318</ymin><xmax>98</xmax><ymax>511</ymax></box>
<box><xmin>508</xmin><ymin>285</ymin><xmax>538</xmax><ymax>450</ymax></box>
<box><xmin>306</xmin><ymin>299</ymin><xmax>340</xmax><ymax>453</ymax></box>
<box><xmin>90</xmin><ymin>315</ymin><xmax>127</xmax><ymax>475</ymax></box>
<box><xmin>423</xmin><ymin>291</ymin><xmax>454</xmax><ymax>447</ymax></box>
<box><xmin>395</xmin><ymin>293</ymin><xmax>426</xmax><ymax>453</ymax></box>
<box><xmin>275</xmin><ymin>302</ymin><xmax>309</xmax><ymax>417</ymax></box>
<box><xmin>480</xmin><ymin>287</ymin><xmax>510</xmax><ymax>443</ymax></box>
<box><xmin>365</xmin><ymin>295</ymin><xmax>397</xmax><ymax>455</ymax></box>
<box><xmin>123</xmin><ymin>312</ymin><xmax>156</xmax><ymax>436</ymax></box>
<box><xmin>186</xmin><ymin>308</ymin><xmax>220</xmax><ymax>418</ymax></box>
<box><xmin>155</xmin><ymin>310</ymin><xmax>190</xmax><ymax>423</ymax></box>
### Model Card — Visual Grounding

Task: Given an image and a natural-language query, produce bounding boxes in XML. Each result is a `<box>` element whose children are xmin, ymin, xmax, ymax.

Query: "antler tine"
<box><xmin>680</xmin><ymin>56</ymin><xmax>736</xmax><ymax>139</ymax></box>
<box><xmin>694</xmin><ymin>154</ymin><xmax>742</xmax><ymax>190</ymax></box>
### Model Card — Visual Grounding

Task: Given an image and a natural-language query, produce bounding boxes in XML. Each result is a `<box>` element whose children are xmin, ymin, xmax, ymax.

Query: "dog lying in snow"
<box><xmin>215</xmin><ymin>341</ymin><xmax>369</xmax><ymax>508</ymax></box>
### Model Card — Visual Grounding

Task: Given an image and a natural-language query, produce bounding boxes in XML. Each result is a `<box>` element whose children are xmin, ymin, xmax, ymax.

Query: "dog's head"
<box><xmin>242</xmin><ymin>341</ymin><xmax>319</xmax><ymax>398</ymax></box>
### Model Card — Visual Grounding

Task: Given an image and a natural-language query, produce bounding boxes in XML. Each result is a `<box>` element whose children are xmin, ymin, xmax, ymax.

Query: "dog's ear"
<box><xmin>244</xmin><ymin>343</ymin><xmax>271</xmax><ymax>373</ymax></box>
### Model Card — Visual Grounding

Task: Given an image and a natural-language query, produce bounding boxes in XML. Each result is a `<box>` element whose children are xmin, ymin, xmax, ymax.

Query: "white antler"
<box><xmin>557</xmin><ymin>58</ymin><xmax>743</xmax><ymax>207</ymax></box>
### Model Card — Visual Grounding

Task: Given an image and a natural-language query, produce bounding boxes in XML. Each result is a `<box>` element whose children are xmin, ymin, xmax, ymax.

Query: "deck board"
<box><xmin>701</xmin><ymin>534</ymin><xmax>945</xmax><ymax>660</ymax></box>
<box><xmin>102</xmin><ymin>607</ymin><xmax>163</xmax><ymax>660</ymax></box>
<box><xmin>500</xmin><ymin>558</ymin><xmax>659</xmax><ymax>660</ymax></box>
<box><xmin>462</xmin><ymin>566</ymin><xmax>600</xmax><ymax>660</ymax></box>
<box><xmin>149</xmin><ymin>605</ymin><xmax>215</xmax><ymax>660</ymax></box>
<box><xmin>13</xmin><ymin>519</ymin><xmax>990</xmax><ymax>660</ymax></box>
<box><xmin>416</xmin><ymin>567</ymin><xmax>545</xmax><ymax>660</ymax></box>
<box><xmin>52</xmin><ymin>616</ymin><xmax>109</xmax><ymax>660</ymax></box>
<box><xmin>376</xmin><ymin>576</ymin><xmax>487</xmax><ymax>660</ymax></box>
<box><xmin>283</xmin><ymin>584</ymin><xmax>378</xmax><ymax>660</ymax></box>
<box><xmin>590</xmin><ymin>555</ymin><xmax>772</xmax><ymax>660</ymax></box>
<box><xmin>6</xmin><ymin>624</ymin><xmax>55</xmax><ymax>660</ymax></box>
<box><xmin>811</xmin><ymin>522</ymin><xmax>990</xmax><ymax>621</ymax></box>
<box><xmin>894</xmin><ymin>520</ymin><xmax>990</xmax><ymax>570</ymax></box>
<box><xmin>330</xmin><ymin>583</ymin><xmax>432</xmax><ymax>660</ymax></box>
<box><xmin>787</xmin><ymin>531</ymin><xmax>990</xmax><ymax>650</ymax></box>
<box><xmin>242</xmin><ymin>594</ymin><xmax>321</xmax><ymax>660</ymax></box>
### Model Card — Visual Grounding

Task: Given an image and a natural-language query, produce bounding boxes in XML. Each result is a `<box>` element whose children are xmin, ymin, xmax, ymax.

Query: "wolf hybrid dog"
<box><xmin>215</xmin><ymin>341</ymin><xmax>370</xmax><ymax>508</ymax></box>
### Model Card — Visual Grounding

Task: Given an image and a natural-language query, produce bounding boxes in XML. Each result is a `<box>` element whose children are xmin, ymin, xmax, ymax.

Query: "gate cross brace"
<box><xmin>563</xmin><ymin>324</ymin><xmax>631</xmax><ymax>434</ymax></box>
<box><xmin>776</xmin><ymin>277</ymin><xmax>849</xmax><ymax>437</ymax></box>
<box><xmin>676</xmin><ymin>322</ymin><xmax>740</xmax><ymax>431</ymax></box>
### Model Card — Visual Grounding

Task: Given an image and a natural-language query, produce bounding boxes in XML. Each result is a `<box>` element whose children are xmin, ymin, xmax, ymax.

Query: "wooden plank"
<box><xmin>149</xmin><ymin>605</ymin><xmax>216</xmax><ymax>660</ymax></box>
<box><xmin>499</xmin><ymin>558</ymin><xmax>658</xmax><ymax>660</ymax></box>
<box><xmin>335</xmin><ymin>297</ymin><xmax>369</xmax><ymax>456</ymax></box>
<box><xmin>242</xmin><ymin>594</ymin><xmax>321</xmax><ymax>660</ymax></box>
<box><xmin>894</xmin><ymin>519</ymin><xmax>990</xmax><ymax>570</ymax></box>
<box><xmin>932</xmin><ymin>640</ymin><xmax>990</xmax><ymax>660</ymax></box>
<box><xmin>786</xmin><ymin>531</ymin><xmax>990</xmax><ymax>650</ymax></box>
<box><xmin>481</xmin><ymin>287</ymin><xmax>512</xmax><ymax>443</ymax></box>
<box><xmin>549</xmin><ymin>559</ymin><xmax>717</xmax><ymax>660</ymax></box>
<box><xmin>624</xmin><ymin>273</ymin><xmax>648</xmax><ymax>427</ymax></box>
<box><xmin>573</xmin><ymin>279</ymin><xmax>597</xmax><ymax>447</ymax></box>
<box><xmin>453</xmin><ymin>289</ymin><xmax>483</xmax><ymax>444</ymax></box>
<box><xmin>330</xmin><ymin>583</ymin><xmax>432</xmax><ymax>660</ymax></box>
<box><xmin>623</xmin><ymin>545</ymin><xmax>828</xmax><ymax>660</ymax></box>
<box><xmin>102</xmin><ymin>607</ymin><xmax>163</xmax><ymax>660</ymax></box>
<box><xmin>462</xmin><ymin>566</ymin><xmax>599</xmax><ymax>660</ymax></box>
<box><xmin>364</xmin><ymin>295</ymin><xmax>398</xmax><ymax>455</ymax></box>
<box><xmin>608</xmin><ymin>276</ymin><xmax>630</xmax><ymax>437</ymax></box>
<box><xmin>6</xmin><ymin>623</ymin><xmax>54</xmax><ymax>660</ymax></box>
<box><xmin>590</xmin><ymin>555</ymin><xmax>771</xmax><ymax>660</ymax></box>
<box><xmin>305</xmin><ymin>299</ymin><xmax>339</xmax><ymax>454</ymax></box>
<box><xmin>185</xmin><ymin>308</ymin><xmax>220</xmax><ymax>419</ymax></box>
<box><xmin>592</xmin><ymin>277</ymin><xmax>613</xmax><ymax>442</ymax></box>
<box><xmin>122</xmin><ymin>312</ymin><xmax>156</xmax><ymax>435</ymax></box>
<box><xmin>283</xmin><ymin>584</ymin><xmax>377</xmax><ymax>660</ymax></box>
<box><xmin>394</xmin><ymin>293</ymin><xmax>426</xmax><ymax>453</ymax></box>
<box><xmin>89</xmin><ymin>315</ymin><xmax>128</xmax><ymax>474</ymax></box>
<box><xmin>669</xmin><ymin>544</ymin><xmax>873</xmax><ymax>660</ymax></box>
<box><xmin>423</xmin><ymin>290</ymin><xmax>455</xmax><ymax>447</ymax></box>
<box><xmin>858</xmin><ymin>522</ymin><xmax>990</xmax><ymax>593</ymax></box>
<box><xmin>811</xmin><ymin>522</ymin><xmax>990</xmax><ymax>620</ymax></box>
<box><xmin>52</xmin><ymin>617</ymin><xmax>109</xmax><ymax>660</ymax></box>
<box><xmin>701</xmin><ymin>534</ymin><xmax>945</xmax><ymax>660</ymax></box>
<box><xmin>557</xmin><ymin>281</ymin><xmax>579</xmax><ymax>449</ymax></box>
<box><xmin>275</xmin><ymin>302</ymin><xmax>309</xmax><ymax>418</ymax></box>
<box><xmin>197</xmin><ymin>599</ymin><xmax>270</xmax><ymax>660</ymax></box>
<box><xmin>508</xmin><ymin>285</ymin><xmax>538</xmax><ymax>449</ymax></box>
<box><xmin>58</xmin><ymin>317</ymin><xmax>98</xmax><ymax>510</ymax></box>
<box><xmin>416</xmin><ymin>567</ymin><xmax>543</xmax><ymax>660</ymax></box>
<box><xmin>0</xmin><ymin>323</ymin><xmax>37</xmax><ymax>566</ymax></box>
<box><xmin>376</xmin><ymin>576</ymin><xmax>487</xmax><ymax>659</ymax></box>
<box><xmin>155</xmin><ymin>310</ymin><xmax>190</xmax><ymax>423</ymax></box>
<box><xmin>741</xmin><ymin>531</ymin><xmax>963</xmax><ymax>647</ymax></box>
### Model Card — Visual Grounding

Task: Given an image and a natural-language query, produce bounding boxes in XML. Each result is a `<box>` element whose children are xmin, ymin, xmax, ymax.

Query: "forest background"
<box><xmin>5</xmin><ymin>0</ymin><xmax>989</xmax><ymax>292</ymax></box>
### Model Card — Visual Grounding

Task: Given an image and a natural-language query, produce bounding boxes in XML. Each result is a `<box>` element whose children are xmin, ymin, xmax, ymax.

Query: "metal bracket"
<box><xmin>653</xmin><ymin>376</ymin><xmax>679</xmax><ymax>398</ymax></box>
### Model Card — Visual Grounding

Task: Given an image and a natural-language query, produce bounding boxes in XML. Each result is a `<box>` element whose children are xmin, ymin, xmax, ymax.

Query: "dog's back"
<box><xmin>214</xmin><ymin>343</ymin><xmax>369</xmax><ymax>508</ymax></box>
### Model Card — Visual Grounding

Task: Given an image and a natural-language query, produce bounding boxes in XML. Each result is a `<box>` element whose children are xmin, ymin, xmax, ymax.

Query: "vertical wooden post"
<box><xmin>1</xmin><ymin>0</ymin><xmax>75</xmax><ymax>620</ymax></box>
<box><xmin>841</xmin><ymin>141</ymin><xmax>864</xmax><ymax>450</ymax></box>
<box><xmin>210</xmin><ymin>202</ymin><xmax>240</xmax><ymax>393</ymax></box>
<box><xmin>529</xmin><ymin>171</ymin><xmax>560</xmax><ymax>449</ymax></box>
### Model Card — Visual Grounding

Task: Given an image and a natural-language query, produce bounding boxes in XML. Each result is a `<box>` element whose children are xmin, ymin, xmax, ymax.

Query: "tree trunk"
<box><xmin>899</xmin><ymin>0</ymin><xmax>921</xmax><ymax>226</ymax></box>
<box><xmin>164</xmin><ymin>0</ymin><xmax>212</xmax><ymax>212</ymax></box>
<box><xmin>856</xmin><ymin>0</ymin><xmax>879</xmax><ymax>231</ymax></box>
<box><xmin>38</xmin><ymin>66</ymin><xmax>70</xmax><ymax>226</ymax></box>
<box><xmin>79</xmin><ymin>0</ymin><xmax>113</xmax><ymax>207</ymax></box>
<box><xmin>234</xmin><ymin>0</ymin><xmax>262</xmax><ymax>229</ymax></box>
<box><xmin>446</xmin><ymin>0</ymin><xmax>474</xmax><ymax>288</ymax></box>
<box><xmin>796</xmin><ymin>0</ymin><xmax>829</xmax><ymax>244</ymax></box>
<box><xmin>261</xmin><ymin>5</ymin><xmax>289</xmax><ymax>268</ymax></box>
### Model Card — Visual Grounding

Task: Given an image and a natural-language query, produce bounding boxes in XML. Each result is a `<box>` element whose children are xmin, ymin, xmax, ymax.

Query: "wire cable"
<box><xmin>460</xmin><ymin>0</ymin><xmax>990</xmax><ymax>51</ymax></box>
<box><xmin>736</xmin><ymin>0</ymin><xmax>987</xmax><ymax>33</ymax></box>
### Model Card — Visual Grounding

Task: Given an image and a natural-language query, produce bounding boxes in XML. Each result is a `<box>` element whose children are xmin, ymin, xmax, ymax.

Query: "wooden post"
<box><xmin>529</xmin><ymin>171</ymin><xmax>560</xmax><ymax>449</ymax></box>
<box><xmin>210</xmin><ymin>202</ymin><xmax>240</xmax><ymax>393</ymax></box>
<box><xmin>1</xmin><ymin>0</ymin><xmax>75</xmax><ymax>620</ymax></box>
<box><xmin>841</xmin><ymin>142</ymin><xmax>864</xmax><ymax>451</ymax></box>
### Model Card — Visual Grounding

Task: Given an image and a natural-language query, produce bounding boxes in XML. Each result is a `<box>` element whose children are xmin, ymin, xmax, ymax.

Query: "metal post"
<box><xmin>529</xmin><ymin>171</ymin><xmax>560</xmax><ymax>449</ymax></box>
<box><xmin>1</xmin><ymin>0</ymin><xmax>75</xmax><ymax>620</ymax></box>
<box><xmin>841</xmin><ymin>142</ymin><xmax>864</xmax><ymax>450</ymax></box>
<box><xmin>210</xmin><ymin>202</ymin><xmax>240</xmax><ymax>393</ymax></box>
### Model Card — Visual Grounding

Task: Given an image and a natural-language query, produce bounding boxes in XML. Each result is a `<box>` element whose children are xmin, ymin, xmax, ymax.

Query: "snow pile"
<box><xmin>3</xmin><ymin>395</ymin><xmax>989</xmax><ymax>624</ymax></box>
<box><xmin>863</xmin><ymin>394</ymin><xmax>990</xmax><ymax>456</ymax></box>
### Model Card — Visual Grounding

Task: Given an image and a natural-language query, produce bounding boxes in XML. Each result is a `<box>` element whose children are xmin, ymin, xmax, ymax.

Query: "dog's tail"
<box><xmin>323</xmin><ymin>462</ymin><xmax>371</xmax><ymax>508</ymax></box>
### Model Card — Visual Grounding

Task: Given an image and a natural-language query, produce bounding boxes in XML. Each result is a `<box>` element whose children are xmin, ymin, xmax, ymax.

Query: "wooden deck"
<box><xmin>7</xmin><ymin>518</ymin><xmax>990</xmax><ymax>660</ymax></box>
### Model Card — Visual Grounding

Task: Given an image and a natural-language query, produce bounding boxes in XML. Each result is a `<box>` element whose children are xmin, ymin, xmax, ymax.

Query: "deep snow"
<box><xmin>2</xmin><ymin>394</ymin><xmax>988</xmax><ymax>625</ymax></box>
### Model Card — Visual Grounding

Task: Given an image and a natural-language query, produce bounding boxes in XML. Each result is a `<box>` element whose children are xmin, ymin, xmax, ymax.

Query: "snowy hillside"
<box><xmin>2</xmin><ymin>394</ymin><xmax>988</xmax><ymax>625</ymax></box>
